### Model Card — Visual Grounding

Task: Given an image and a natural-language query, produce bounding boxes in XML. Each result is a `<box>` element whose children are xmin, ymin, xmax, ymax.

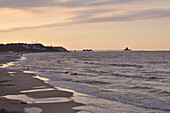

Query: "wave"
<box><xmin>110</xmin><ymin>63</ymin><xmax>143</xmax><ymax>68</ymax></box>
<box><xmin>111</xmin><ymin>73</ymin><xmax>164</xmax><ymax>80</ymax></box>
<box><xmin>129</xmin><ymin>86</ymin><xmax>152</xmax><ymax>89</ymax></box>
<box><xmin>73</xmin><ymin>80</ymin><xmax>108</xmax><ymax>85</ymax></box>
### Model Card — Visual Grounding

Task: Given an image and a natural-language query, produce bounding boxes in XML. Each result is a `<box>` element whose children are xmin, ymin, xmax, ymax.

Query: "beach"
<box><xmin>0</xmin><ymin>52</ymin><xmax>83</xmax><ymax>113</ymax></box>
<box><xmin>1</xmin><ymin>52</ymin><xmax>170</xmax><ymax>113</ymax></box>
<box><xmin>9</xmin><ymin>51</ymin><xmax>169</xmax><ymax>113</ymax></box>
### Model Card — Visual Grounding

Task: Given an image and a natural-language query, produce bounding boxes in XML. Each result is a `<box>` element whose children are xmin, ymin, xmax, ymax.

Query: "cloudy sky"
<box><xmin>0</xmin><ymin>0</ymin><xmax>170</xmax><ymax>50</ymax></box>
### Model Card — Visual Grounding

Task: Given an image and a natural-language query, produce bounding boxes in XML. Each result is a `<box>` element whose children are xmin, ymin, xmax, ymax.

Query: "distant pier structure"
<box><xmin>83</xmin><ymin>49</ymin><xmax>93</xmax><ymax>52</ymax></box>
<box><xmin>124</xmin><ymin>47</ymin><xmax>131</xmax><ymax>51</ymax></box>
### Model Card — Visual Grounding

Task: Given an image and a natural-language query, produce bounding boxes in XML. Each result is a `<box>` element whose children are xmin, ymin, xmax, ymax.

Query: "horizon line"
<box><xmin>1</xmin><ymin>42</ymin><xmax>170</xmax><ymax>51</ymax></box>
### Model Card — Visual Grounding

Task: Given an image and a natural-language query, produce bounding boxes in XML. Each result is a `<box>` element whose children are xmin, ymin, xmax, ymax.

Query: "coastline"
<box><xmin>0</xmin><ymin>52</ymin><xmax>83</xmax><ymax>113</ymax></box>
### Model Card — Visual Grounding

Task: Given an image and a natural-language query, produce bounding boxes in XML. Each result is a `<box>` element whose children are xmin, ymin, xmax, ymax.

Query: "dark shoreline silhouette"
<box><xmin>0</xmin><ymin>43</ymin><xmax>68</xmax><ymax>52</ymax></box>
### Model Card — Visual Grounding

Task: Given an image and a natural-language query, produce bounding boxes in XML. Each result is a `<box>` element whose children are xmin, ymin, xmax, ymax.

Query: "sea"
<box><xmin>7</xmin><ymin>51</ymin><xmax>170</xmax><ymax>113</ymax></box>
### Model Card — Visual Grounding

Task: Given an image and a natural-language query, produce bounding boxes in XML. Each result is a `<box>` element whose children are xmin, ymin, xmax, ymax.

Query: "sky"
<box><xmin>0</xmin><ymin>0</ymin><xmax>170</xmax><ymax>50</ymax></box>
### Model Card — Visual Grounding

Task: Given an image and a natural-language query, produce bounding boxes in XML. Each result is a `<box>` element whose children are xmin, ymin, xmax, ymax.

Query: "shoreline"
<box><xmin>0</xmin><ymin>52</ymin><xmax>84</xmax><ymax>113</ymax></box>
<box><xmin>1</xmin><ymin>52</ymin><xmax>168</xmax><ymax>113</ymax></box>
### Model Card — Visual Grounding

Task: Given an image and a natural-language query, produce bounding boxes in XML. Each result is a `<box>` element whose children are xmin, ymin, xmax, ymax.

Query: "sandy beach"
<box><xmin>0</xmin><ymin>52</ymin><xmax>83</xmax><ymax>113</ymax></box>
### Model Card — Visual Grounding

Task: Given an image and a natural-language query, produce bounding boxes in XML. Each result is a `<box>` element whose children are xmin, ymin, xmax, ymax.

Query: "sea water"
<box><xmin>8</xmin><ymin>51</ymin><xmax>170</xmax><ymax>113</ymax></box>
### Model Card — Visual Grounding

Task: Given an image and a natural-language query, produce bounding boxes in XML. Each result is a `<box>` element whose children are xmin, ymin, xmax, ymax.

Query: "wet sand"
<box><xmin>0</xmin><ymin>52</ymin><xmax>83</xmax><ymax>113</ymax></box>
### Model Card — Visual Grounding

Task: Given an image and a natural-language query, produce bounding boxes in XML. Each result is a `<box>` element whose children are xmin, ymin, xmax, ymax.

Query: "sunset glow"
<box><xmin>0</xmin><ymin>0</ymin><xmax>170</xmax><ymax>50</ymax></box>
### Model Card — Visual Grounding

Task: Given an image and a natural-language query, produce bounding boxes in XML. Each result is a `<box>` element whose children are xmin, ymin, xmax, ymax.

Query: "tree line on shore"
<box><xmin>0</xmin><ymin>43</ymin><xmax>68</xmax><ymax>52</ymax></box>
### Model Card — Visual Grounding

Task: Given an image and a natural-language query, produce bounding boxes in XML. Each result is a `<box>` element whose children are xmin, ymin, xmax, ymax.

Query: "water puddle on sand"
<box><xmin>0</xmin><ymin>62</ymin><xmax>15</xmax><ymax>68</ymax></box>
<box><xmin>35</xmin><ymin>97</ymin><xmax>71</xmax><ymax>103</ymax></box>
<box><xmin>25</xmin><ymin>107</ymin><xmax>42</xmax><ymax>113</ymax></box>
<box><xmin>33</xmin><ymin>76</ymin><xmax>49</xmax><ymax>81</ymax></box>
<box><xmin>20</xmin><ymin>88</ymin><xmax>55</xmax><ymax>93</ymax></box>
<box><xmin>8</xmin><ymin>72</ymin><xmax>16</xmax><ymax>74</ymax></box>
<box><xmin>2</xmin><ymin>94</ymin><xmax>71</xmax><ymax>104</ymax></box>
<box><xmin>24</xmin><ymin>71</ymin><xmax>36</xmax><ymax>74</ymax></box>
<box><xmin>8</xmin><ymin>72</ymin><xmax>16</xmax><ymax>77</ymax></box>
<box><xmin>10</xmin><ymin>74</ymin><xmax>15</xmax><ymax>77</ymax></box>
<box><xmin>3</xmin><ymin>95</ymin><xmax>34</xmax><ymax>104</ymax></box>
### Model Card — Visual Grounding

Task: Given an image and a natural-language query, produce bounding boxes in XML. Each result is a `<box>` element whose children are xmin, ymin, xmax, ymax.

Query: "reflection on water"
<box><xmin>32</xmin><ymin>76</ymin><xmax>49</xmax><ymax>81</ymax></box>
<box><xmin>24</xmin><ymin>71</ymin><xmax>36</xmax><ymax>74</ymax></box>
<box><xmin>8</xmin><ymin>72</ymin><xmax>16</xmax><ymax>74</ymax></box>
<box><xmin>33</xmin><ymin>86</ymin><xmax>47</xmax><ymax>89</ymax></box>
<box><xmin>0</xmin><ymin>62</ymin><xmax>15</xmax><ymax>68</ymax></box>
<box><xmin>25</xmin><ymin>107</ymin><xmax>42</xmax><ymax>113</ymax></box>
<box><xmin>36</xmin><ymin>97</ymin><xmax>71</xmax><ymax>103</ymax></box>
<box><xmin>19</xmin><ymin>56</ymin><xmax>27</xmax><ymax>61</ymax></box>
<box><xmin>3</xmin><ymin>95</ymin><xmax>34</xmax><ymax>104</ymax></box>
<box><xmin>10</xmin><ymin>74</ymin><xmax>15</xmax><ymax>76</ymax></box>
<box><xmin>8</xmin><ymin>72</ymin><xmax>16</xmax><ymax>76</ymax></box>
<box><xmin>20</xmin><ymin>88</ymin><xmax>55</xmax><ymax>93</ymax></box>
